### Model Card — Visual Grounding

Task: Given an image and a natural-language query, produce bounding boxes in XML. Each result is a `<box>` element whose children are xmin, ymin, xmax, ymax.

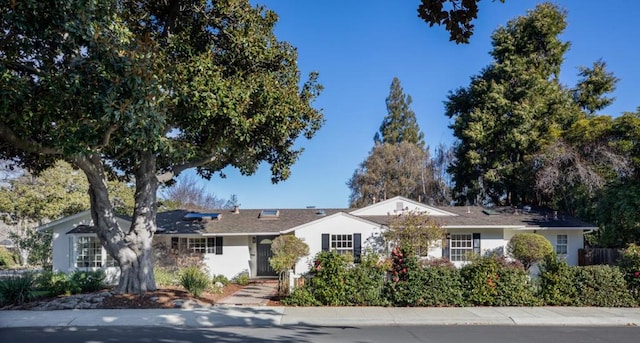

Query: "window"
<box><xmin>450</xmin><ymin>233</ymin><xmax>473</xmax><ymax>262</ymax></box>
<box><xmin>171</xmin><ymin>237</ymin><xmax>223</xmax><ymax>255</ymax></box>
<box><xmin>556</xmin><ymin>234</ymin><xmax>568</xmax><ymax>255</ymax></box>
<box><xmin>331</xmin><ymin>234</ymin><xmax>353</xmax><ymax>255</ymax></box>
<box><xmin>76</xmin><ymin>236</ymin><xmax>102</xmax><ymax>268</ymax></box>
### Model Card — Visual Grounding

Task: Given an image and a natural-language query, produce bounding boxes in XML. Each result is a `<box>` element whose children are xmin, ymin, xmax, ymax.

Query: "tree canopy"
<box><xmin>446</xmin><ymin>3</ymin><xmax>618</xmax><ymax>207</ymax></box>
<box><xmin>1</xmin><ymin>0</ymin><xmax>322</xmax><ymax>293</ymax></box>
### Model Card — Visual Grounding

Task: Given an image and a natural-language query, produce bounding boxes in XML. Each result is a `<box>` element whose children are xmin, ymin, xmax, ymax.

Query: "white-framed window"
<box><xmin>171</xmin><ymin>237</ymin><xmax>223</xmax><ymax>255</ymax></box>
<box><xmin>450</xmin><ymin>233</ymin><xmax>473</xmax><ymax>262</ymax></box>
<box><xmin>76</xmin><ymin>236</ymin><xmax>103</xmax><ymax>268</ymax></box>
<box><xmin>331</xmin><ymin>234</ymin><xmax>353</xmax><ymax>255</ymax></box>
<box><xmin>556</xmin><ymin>234</ymin><xmax>568</xmax><ymax>255</ymax></box>
<box><xmin>74</xmin><ymin>236</ymin><xmax>119</xmax><ymax>268</ymax></box>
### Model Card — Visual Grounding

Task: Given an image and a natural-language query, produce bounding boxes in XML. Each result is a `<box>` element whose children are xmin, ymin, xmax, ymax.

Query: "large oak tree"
<box><xmin>0</xmin><ymin>0</ymin><xmax>323</xmax><ymax>293</ymax></box>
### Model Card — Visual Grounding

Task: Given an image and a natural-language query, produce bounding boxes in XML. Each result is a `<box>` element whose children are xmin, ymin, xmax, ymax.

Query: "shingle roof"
<box><xmin>360</xmin><ymin>206</ymin><xmax>596</xmax><ymax>229</ymax></box>
<box><xmin>157</xmin><ymin>208</ymin><xmax>345</xmax><ymax>235</ymax></box>
<box><xmin>63</xmin><ymin>204</ymin><xmax>596</xmax><ymax>236</ymax></box>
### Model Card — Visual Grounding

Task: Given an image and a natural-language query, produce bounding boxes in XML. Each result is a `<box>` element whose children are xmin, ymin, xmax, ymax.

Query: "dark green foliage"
<box><xmin>0</xmin><ymin>273</ymin><xmax>34</xmax><ymax>305</ymax></box>
<box><xmin>344</xmin><ymin>253</ymin><xmax>388</xmax><ymax>306</ymax></box>
<box><xmin>538</xmin><ymin>254</ymin><xmax>578</xmax><ymax>306</ymax></box>
<box><xmin>572</xmin><ymin>265</ymin><xmax>635</xmax><ymax>307</ymax></box>
<box><xmin>619</xmin><ymin>244</ymin><xmax>640</xmax><ymax>303</ymax></box>
<box><xmin>385</xmin><ymin>247</ymin><xmax>464</xmax><ymax>307</ymax></box>
<box><xmin>417</xmin><ymin>0</ymin><xmax>507</xmax><ymax>44</ymax></box>
<box><xmin>282</xmin><ymin>286</ymin><xmax>320</xmax><ymax>306</ymax></box>
<box><xmin>33</xmin><ymin>270</ymin><xmax>73</xmax><ymax>296</ymax></box>
<box><xmin>67</xmin><ymin>270</ymin><xmax>106</xmax><ymax>294</ymax></box>
<box><xmin>307</xmin><ymin>251</ymin><xmax>350</xmax><ymax>306</ymax></box>
<box><xmin>179</xmin><ymin>267</ymin><xmax>210</xmax><ymax>297</ymax></box>
<box><xmin>461</xmin><ymin>256</ymin><xmax>538</xmax><ymax>306</ymax></box>
<box><xmin>374</xmin><ymin>77</ymin><xmax>425</xmax><ymax>148</ymax></box>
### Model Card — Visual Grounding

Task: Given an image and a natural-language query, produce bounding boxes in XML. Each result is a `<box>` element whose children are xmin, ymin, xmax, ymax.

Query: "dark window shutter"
<box><xmin>473</xmin><ymin>233</ymin><xmax>481</xmax><ymax>255</ymax></box>
<box><xmin>171</xmin><ymin>237</ymin><xmax>179</xmax><ymax>250</ymax></box>
<box><xmin>321</xmin><ymin>234</ymin><xmax>329</xmax><ymax>252</ymax></box>
<box><xmin>215</xmin><ymin>237</ymin><xmax>223</xmax><ymax>255</ymax></box>
<box><xmin>207</xmin><ymin>237</ymin><xmax>214</xmax><ymax>252</ymax></box>
<box><xmin>353</xmin><ymin>233</ymin><xmax>362</xmax><ymax>263</ymax></box>
<box><xmin>443</xmin><ymin>233</ymin><xmax>450</xmax><ymax>260</ymax></box>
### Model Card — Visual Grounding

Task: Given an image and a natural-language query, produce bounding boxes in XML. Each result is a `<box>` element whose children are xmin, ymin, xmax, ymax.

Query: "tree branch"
<box><xmin>0</xmin><ymin>123</ymin><xmax>60</xmax><ymax>155</ymax></box>
<box><xmin>2</xmin><ymin>60</ymin><xmax>44</xmax><ymax>76</ymax></box>
<box><xmin>156</xmin><ymin>155</ymin><xmax>218</xmax><ymax>183</ymax></box>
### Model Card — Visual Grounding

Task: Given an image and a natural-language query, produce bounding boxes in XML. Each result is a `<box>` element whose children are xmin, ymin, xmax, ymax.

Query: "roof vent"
<box><xmin>482</xmin><ymin>209</ymin><xmax>500</xmax><ymax>216</ymax></box>
<box><xmin>315</xmin><ymin>210</ymin><xmax>326</xmax><ymax>216</ymax></box>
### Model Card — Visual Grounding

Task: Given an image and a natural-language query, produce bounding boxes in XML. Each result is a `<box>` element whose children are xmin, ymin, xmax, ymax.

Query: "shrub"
<box><xmin>0</xmin><ymin>246</ymin><xmax>20</xmax><ymax>268</ymax></box>
<box><xmin>34</xmin><ymin>270</ymin><xmax>72</xmax><ymax>296</ymax></box>
<box><xmin>417</xmin><ymin>265</ymin><xmax>465</xmax><ymax>307</ymax></box>
<box><xmin>154</xmin><ymin>267</ymin><xmax>180</xmax><ymax>287</ymax></box>
<box><xmin>212</xmin><ymin>274</ymin><xmax>230</xmax><ymax>286</ymax></box>
<box><xmin>344</xmin><ymin>252</ymin><xmax>388</xmax><ymax>306</ymax></box>
<box><xmin>68</xmin><ymin>270</ymin><xmax>106</xmax><ymax>294</ymax></box>
<box><xmin>507</xmin><ymin>233</ymin><xmax>554</xmax><ymax>270</ymax></box>
<box><xmin>538</xmin><ymin>253</ymin><xmax>578</xmax><ymax>306</ymax></box>
<box><xmin>180</xmin><ymin>266</ymin><xmax>210</xmax><ymax>297</ymax></box>
<box><xmin>0</xmin><ymin>273</ymin><xmax>34</xmax><ymax>305</ymax></box>
<box><xmin>308</xmin><ymin>251</ymin><xmax>350</xmax><ymax>305</ymax></box>
<box><xmin>572</xmin><ymin>265</ymin><xmax>635</xmax><ymax>307</ymax></box>
<box><xmin>282</xmin><ymin>286</ymin><xmax>320</xmax><ymax>306</ymax></box>
<box><xmin>618</xmin><ymin>243</ymin><xmax>640</xmax><ymax>303</ymax></box>
<box><xmin>232</xmin><ymin>272</ymin><xmax>250</xmax><ymax>286</ymax></box>
<box><xmin>461</xmin><ymin>255</ymin><xmax>538</xmax><ymax>306</ymax></box>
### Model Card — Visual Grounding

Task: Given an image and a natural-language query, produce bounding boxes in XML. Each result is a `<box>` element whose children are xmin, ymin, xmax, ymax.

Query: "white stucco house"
<box><xmin>38</xmin><ymin>196</ymin><xmax>597</xmax><ymax>282</ymax></box>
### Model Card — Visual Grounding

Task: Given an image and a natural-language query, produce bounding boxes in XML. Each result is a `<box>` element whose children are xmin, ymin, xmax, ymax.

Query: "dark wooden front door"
<box><xmin>256</xmin><ymin>235</ymin><xmax>278</xmax><ymax>277</ymax></box>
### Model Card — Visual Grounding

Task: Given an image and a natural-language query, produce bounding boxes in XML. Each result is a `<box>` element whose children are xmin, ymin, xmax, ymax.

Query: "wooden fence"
<box><xmin>578</xmin><ymin>248</ymin><xmax>621</xmax><ymax>266</ymax></box>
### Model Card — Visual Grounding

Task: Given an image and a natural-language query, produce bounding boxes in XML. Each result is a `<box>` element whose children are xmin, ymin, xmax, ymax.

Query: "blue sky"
<box><xmin>195</xmin><ymin>0</ymin><xmax>640</xmax><ymax>210</ymax></box>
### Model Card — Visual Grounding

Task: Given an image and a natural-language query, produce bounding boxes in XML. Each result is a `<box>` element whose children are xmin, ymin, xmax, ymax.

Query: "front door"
<box><xmin>256</xmin><ymin>235</ymin><xmax>278</xmax><ymax>277</ymax></box>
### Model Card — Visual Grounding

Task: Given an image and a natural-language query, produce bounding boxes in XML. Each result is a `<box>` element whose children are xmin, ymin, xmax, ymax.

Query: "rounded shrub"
<box><xmin>572</xmin><ymin>265</ymin><xmax>635</xmax><ymax>307</ymax></box>
<box><xmin>344</xmin><ymin>253</ymin><xmax>388</xmax><ymax>306</ymax></box>
<box><xmin>180</xmin><ymin>266</ymin><xmax>210</xmax><ymax>297</ymax></box>
<box><xmin>538</xmin><ymin>253</ymin><xmax>578</xmax><ymax>306</ymax></box>
<box><xmin>308</xmin><ymin>251</ymin><xmax>350</xmax><ymax>305</ymax></box>
<box><xmin>461</xmin><ymin>255</ymin><xmax>538</xmax><ymax>306</ymax></box>
<box><xmin>507</xmin><ymin>233</ymin><xmax>554</xmax><ymax>270</ymax></box>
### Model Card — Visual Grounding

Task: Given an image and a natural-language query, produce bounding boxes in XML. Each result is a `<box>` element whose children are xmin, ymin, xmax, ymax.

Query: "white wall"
<box><xmin>293</xmin><ymin>214</ymin><xmax>384</xmax><ymax>275</ymax></box>
<box><xmin>203</xmin><ymin>235</ymin><xmax>252</xmax><ymax>280</ymax></box>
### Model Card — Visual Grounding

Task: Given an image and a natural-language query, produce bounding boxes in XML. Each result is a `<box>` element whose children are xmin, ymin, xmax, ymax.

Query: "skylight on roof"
<box><xmin>259</xmin><ymin>209</ymin><xmax>279</xmax><ymax>218</ymax></box>
<box><xmin>183</xmin><ymin>212</ymin><xmax>220</xmax><ymax>221</ymax></box>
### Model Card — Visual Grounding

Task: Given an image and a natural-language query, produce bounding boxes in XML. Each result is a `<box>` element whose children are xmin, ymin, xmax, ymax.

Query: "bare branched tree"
<box><xmin>160</xmin><ymin>174</ymin><xmax>227</xmax><ymax>211</ymax></box>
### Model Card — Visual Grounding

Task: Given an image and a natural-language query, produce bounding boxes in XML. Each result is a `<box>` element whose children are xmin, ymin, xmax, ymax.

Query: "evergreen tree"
<box><xmin>446</xmin><ymin>3</ymin><xmax>579</xmax><ymax>206</ymax></box>
<box><xmin>374</xmin><ymin>77</ymin><xmax>425</xmax><ymax>148</ymax></box>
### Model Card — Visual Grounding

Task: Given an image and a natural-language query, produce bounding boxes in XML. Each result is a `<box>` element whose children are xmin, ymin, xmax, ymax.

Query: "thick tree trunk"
<box><xmin>75</xmin><ymin>152</ymin><xmax>158</xmax><ymax>294</ymax></box>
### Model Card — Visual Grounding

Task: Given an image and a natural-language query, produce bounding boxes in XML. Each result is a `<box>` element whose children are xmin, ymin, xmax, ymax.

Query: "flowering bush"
<box><xmin>307</xmin><ymin>251</ymin><xmax>350</xmax><ymax>305</ymax></box>
<box><xmin>617</xmin><ymin>243</ymin><xmax>640</xmax><ymax>303</ymax></box>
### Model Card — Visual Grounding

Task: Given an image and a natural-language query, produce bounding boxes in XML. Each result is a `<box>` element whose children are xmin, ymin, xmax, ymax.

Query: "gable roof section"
<box><xmin>349</xmin><ymin>196</ymin><xmax>457</xmax><ymax>217</ymax></box>
<box><xmin>36</xmin><ymin>210</ymin><xmax>93</xmax><ymax>232</ymax></box>
<box><xmin>280</xmin><ymin>211</ymin><xmax>383</xmax><ymax>234</ymax></box>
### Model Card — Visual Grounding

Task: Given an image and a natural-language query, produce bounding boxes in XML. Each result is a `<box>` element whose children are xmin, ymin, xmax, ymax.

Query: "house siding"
<box><xmin>293</xmin><ymin>214</ymin><xmax>384</xmax><ymax>275</ymax></box>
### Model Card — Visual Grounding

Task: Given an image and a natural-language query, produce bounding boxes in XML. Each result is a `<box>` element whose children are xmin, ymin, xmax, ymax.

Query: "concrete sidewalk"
<box><xmin>1</xmin><ymin>306</ymin><xmax>640</xmax><ymax>328</ymax></box>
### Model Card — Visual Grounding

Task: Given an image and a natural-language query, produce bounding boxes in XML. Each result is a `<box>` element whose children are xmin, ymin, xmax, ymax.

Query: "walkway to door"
<box><xmin>216</xmin><ymin>280</ymin><xmax>278</xmax><ymax>306</ymax></box>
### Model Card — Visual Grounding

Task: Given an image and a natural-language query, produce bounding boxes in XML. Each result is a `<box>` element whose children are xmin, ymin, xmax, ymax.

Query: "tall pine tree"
<box><xmin>374</xmin><ymin>77</ymin><xmax>425</xmax><ymax>148</ymax></box>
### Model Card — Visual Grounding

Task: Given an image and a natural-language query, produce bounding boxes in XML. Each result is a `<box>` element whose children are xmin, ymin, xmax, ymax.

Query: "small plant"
<box><xmin>282</xmin><ymin>287</ymin><xmax>320</xmax><ymax>306</ymax></box>
<box><xmin>34</xmin><ymin>270</ymin><xmax>71</xmax><ymax>296</ymax></box>
<box><xmin>0</xmin><ymin>246</ymin><xmax>20</xmax><ymax>268</ymax></box>
<box><xmin>233</xmin><ymin>272</ymin><xmax>250</xmax><ymax>286</ymax></box>
<box><xmin>212</xmin><ymin>274</ymin><xmax>230</xmax><ymax>286</ymax></box>
<box><xmin>154</xmin><ymin>267</ymin><xmax>180</xmax><ymax>287</ymax></box>
<box><xmin>180</xmin><ymin>266</ymin><xmax>210</xmax><ymax>297</ymax></box>
<box><xmin>0</xmin><ymin>273</ymin><xmax>35</xmax><ymax>305</ymax></box>
<box><xmin>68</xmin><ymin>270</ymin><xmax>106</xmax><ymax>294</ymax></box>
